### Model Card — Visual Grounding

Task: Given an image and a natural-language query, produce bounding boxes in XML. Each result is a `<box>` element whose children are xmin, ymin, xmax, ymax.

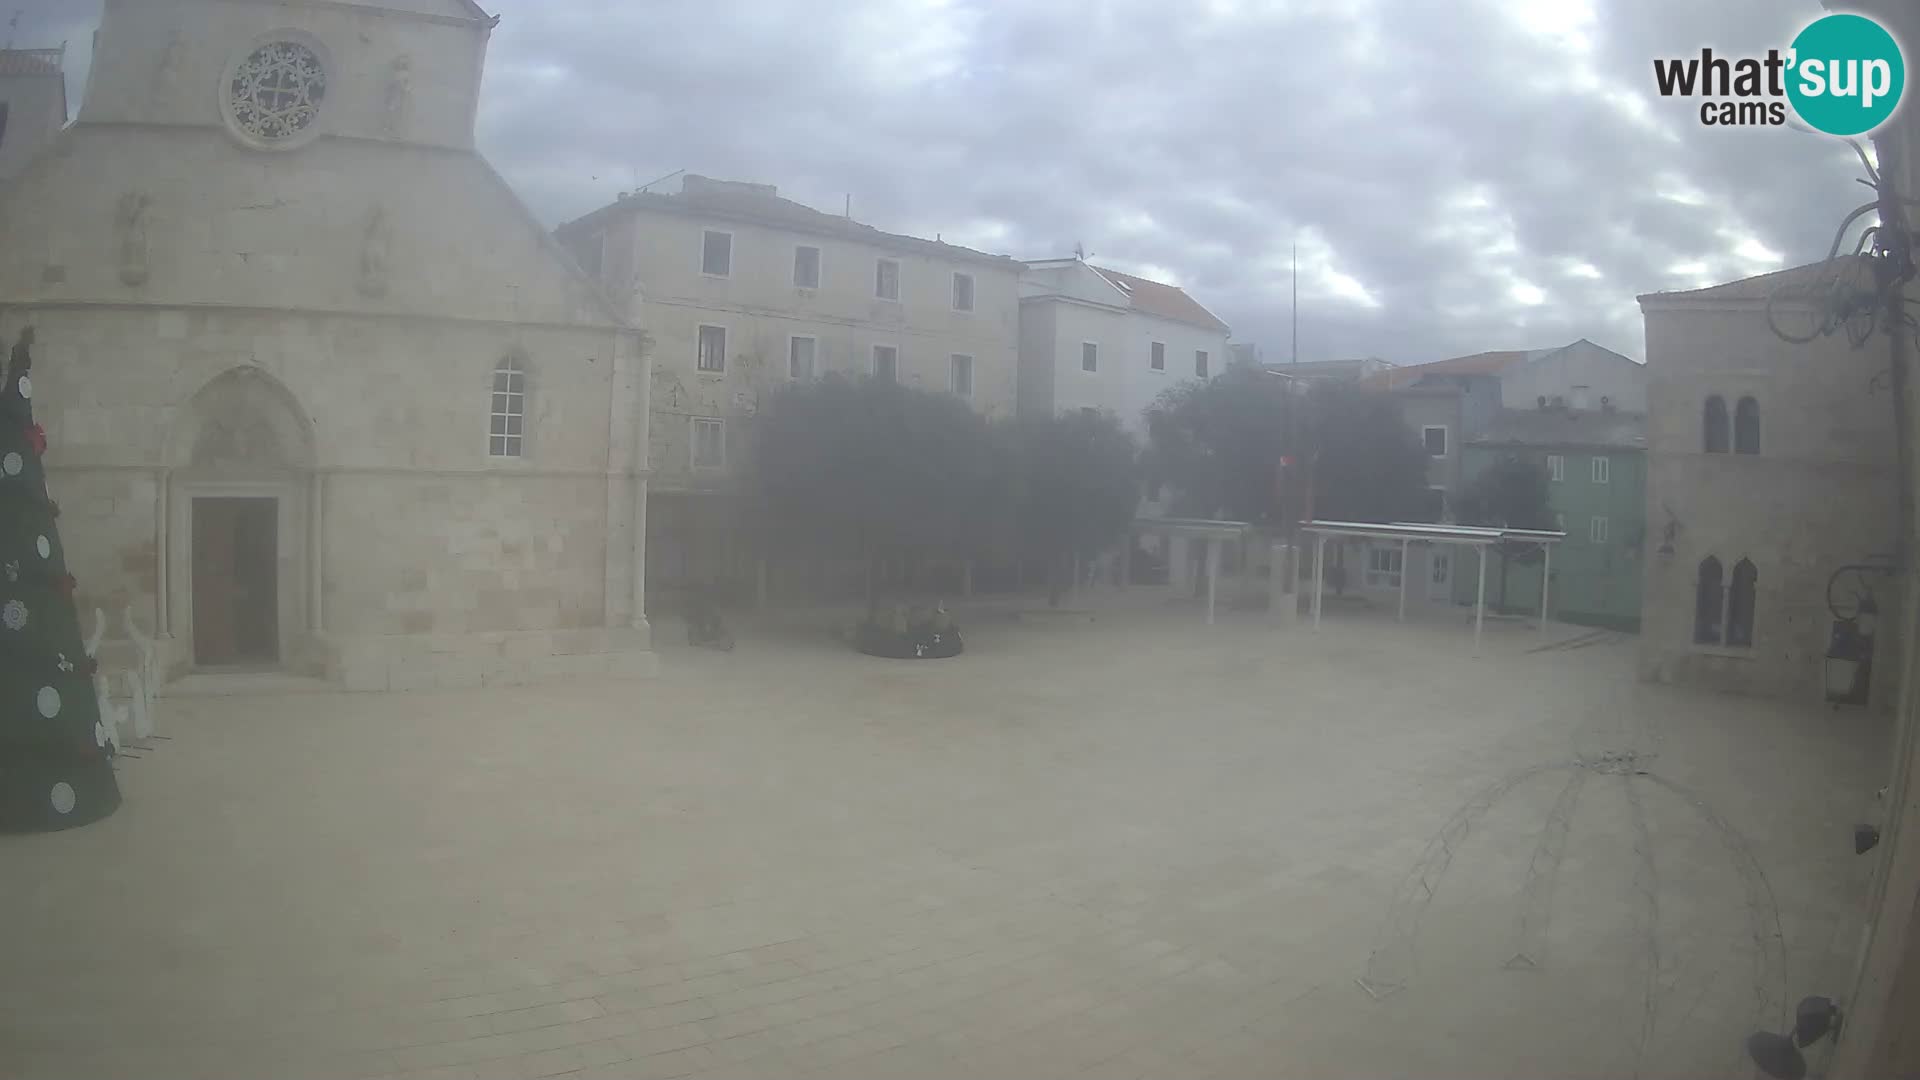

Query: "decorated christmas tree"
<box><xmin>0</xmin><ymin>328</ymin><xmax>120</xmax><ymax>832</ymax></box>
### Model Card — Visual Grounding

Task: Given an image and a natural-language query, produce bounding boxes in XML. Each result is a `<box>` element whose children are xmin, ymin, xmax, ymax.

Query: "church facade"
<box><xmin>0</xmin><ymin>0</ymin><xmax>653</xmax><ymax>691</ymax></box>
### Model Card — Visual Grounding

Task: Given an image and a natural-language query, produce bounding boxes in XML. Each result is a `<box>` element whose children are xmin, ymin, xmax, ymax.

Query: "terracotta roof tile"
<box><xmin>1089</xmin><ymin>266</ymin><xmax>1230</xmax><ymax>333</ymax></box>
<box><xmin>1365</xmin><ymin>349</ymin><xmax>1528</xmax><ymax>390</ymax></box>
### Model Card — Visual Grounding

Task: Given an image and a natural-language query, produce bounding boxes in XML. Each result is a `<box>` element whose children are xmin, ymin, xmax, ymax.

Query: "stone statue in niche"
<box><xmin>383</xmin><ymin>55</ymin><xmax>414</xmax><ymax>138</ymax></box>
<box><xmin>154</xmin><ymin>32</ymin><xmax>187</xmax><ymax>117</ymax></box>
<box><xmin>359</xmin><ymin>206</ymin><xmax>393</xmax><ymax>298</ymax></box>
<box><xmin>116</xmin><ymin>192</ymin><xmax>152</xmax><ymax>288</ymax></box>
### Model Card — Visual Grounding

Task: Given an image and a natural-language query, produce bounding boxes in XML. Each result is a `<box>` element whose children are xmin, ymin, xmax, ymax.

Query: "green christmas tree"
<box><xmin>0</xmin><ymin>327</ymin><xmax>120</xmax><ymax>832</ymax></box>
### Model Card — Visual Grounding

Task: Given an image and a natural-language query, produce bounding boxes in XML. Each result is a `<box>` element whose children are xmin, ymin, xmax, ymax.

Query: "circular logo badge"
<box><xmin>1787</xmin><ymin>14</ymin><xmax>1906</xmax><ymax>136</ymax></box>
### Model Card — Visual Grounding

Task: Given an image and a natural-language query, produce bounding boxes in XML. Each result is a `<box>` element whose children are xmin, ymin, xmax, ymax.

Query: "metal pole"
<box><xmin>1313</xmin><ymin>533</ymin><xmax>1326</xmax><ymax>628</ymax></box>
<box><xmin>1475</xmin><ymin>544</ymin><xmax>1488</xmax><ymax>654</ymax></box>
<box><xmin>1206</xmin><ymin>538</ymin><xmax>1220</xmax><ymax>626</ymax></box>
<box><xmin>1398</xmin><ymin>538</ymin><xmax>1409</xmax><ymax>622</ymax></box>
<box><xmin>1539</xmin><ymin>543</ymin><xmax>1551</xmax><ymax>631</ymax></box>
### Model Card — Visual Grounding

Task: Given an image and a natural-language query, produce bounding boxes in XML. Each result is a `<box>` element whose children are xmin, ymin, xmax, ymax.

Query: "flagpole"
<box><xmin>1291</xmin><ymin>242</ymin><xmax>1298</xmax><ymax>365</ymax></box>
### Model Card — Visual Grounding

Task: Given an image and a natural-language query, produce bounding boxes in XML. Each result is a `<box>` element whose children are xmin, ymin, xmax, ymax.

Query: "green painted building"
<box><xmin>1454</xmin><ymin>408</ymin><xmax>1648</xmax><ymax>631</ymax></box>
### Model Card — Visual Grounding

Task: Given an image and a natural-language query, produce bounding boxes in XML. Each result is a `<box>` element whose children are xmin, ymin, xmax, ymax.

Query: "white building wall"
<box><xmin>1501</xmin><ymin>340</ymin><xmax>1648</xmax><ymax>412</ymax></box>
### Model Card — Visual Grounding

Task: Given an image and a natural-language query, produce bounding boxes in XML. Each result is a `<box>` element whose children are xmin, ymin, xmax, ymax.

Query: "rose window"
<box><xmin>227</xmin><ymin>42</ymin><xmax>328</xmax><ymax>142</ymax></box>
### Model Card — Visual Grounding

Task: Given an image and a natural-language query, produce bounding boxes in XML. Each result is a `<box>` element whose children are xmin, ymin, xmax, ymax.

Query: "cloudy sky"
<box><xmin>24</xmin><ymin>0</ymin><xmax>1881</xmax><ymax>363</ymax></box>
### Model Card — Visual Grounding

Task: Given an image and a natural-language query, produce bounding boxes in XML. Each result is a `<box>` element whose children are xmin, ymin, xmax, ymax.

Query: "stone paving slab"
<box><xmin>0</xmin><ymin>605</ymin><xmax>1890</xmax><ymax>1078</ymax></box>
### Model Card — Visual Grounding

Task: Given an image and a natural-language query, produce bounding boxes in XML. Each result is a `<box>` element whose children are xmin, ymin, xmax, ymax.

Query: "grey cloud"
<box><xmin>34</xmin><ymin>0</ymin><xmax>1883</xmax><ymax>363</ymax></box>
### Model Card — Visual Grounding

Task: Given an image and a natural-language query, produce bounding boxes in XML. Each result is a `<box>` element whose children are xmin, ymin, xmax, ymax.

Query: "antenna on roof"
<box><xmin>844</xmin><ymin>194</ymin><xmax>852</xmax><ymax>219</ymax></box>
<box><xmin>1291</xmin><ymin>241</ymin><xmax>1299</xmax><ymax>365</ymax></box>
<box><xmin>1072</xmin><ymin>242</ymin><xmax>1086</xmax><ymax>261</ymax></box>
<box><xmin>6</xmin><ymin>10</ymin><xmax>19</xmax><ymax>49</ymax></box>
<box><xmin>635</xmin><ymin>168</ymin><xmax>684</xmax><ymax>195</ymax></box>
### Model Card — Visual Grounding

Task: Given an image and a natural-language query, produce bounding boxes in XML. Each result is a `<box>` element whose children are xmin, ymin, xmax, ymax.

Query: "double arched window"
<box><xmin>1694</xmin><ymin>555</ymin><xmax>1756</xmax><ymax>646</ymax></box>
<box><xmin>1703</xmin><ymin>395</ymin><xmax>1759</xmax><ymax>455</ymax></box>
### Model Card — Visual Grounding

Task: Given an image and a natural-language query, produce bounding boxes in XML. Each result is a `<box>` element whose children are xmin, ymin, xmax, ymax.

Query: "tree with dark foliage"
<box><xmin>1145</xmin><ymin>366</ymin><xmax>1427</xmax><ymax>525</ymax></box>
<box><xmin>0</xmin><ymin>329</ymin><xmax>121</xmax><ymax>832</ymax></box>
<box><xmin>1454</xmin><ymin>452</ymin><xmax>1556</xmax><ymax>609</ymax></box>
<box><xmin>1004</xmin><ymin>410</ymin><xmax>1140</xmax><ymax>606</ymax></box>
<box><xmin>751</xmin><ymin>373</ymin><xmax>997</xmax><ymax>621</ymax></box>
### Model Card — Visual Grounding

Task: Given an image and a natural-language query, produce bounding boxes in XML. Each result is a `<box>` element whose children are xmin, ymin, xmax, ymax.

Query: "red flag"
<box><xmin>26</xmin><ymin>424</ymin><xmax>46</xmax><ymax>455</ymax></box>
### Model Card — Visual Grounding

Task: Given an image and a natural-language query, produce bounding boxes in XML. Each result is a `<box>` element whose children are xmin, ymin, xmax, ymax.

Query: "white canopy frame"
<box><xmin>1130</xmin><ymin>518</ymin><xmax>1252</xmax><ymax>625</ymax></box>
<box><xmin>1299</xmin><ymin>520</ymin><xmax>1566</xmax><ymax>653</ymax></box>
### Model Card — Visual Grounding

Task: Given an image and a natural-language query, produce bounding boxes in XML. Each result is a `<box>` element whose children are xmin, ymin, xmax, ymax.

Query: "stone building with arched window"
<box><xmin>1637</xmin><ymin>259</ymin><xmax>1899</xmax><ymax>707</ymax></box>
<box><xmin>0</xmin><ymin>0</ymin><xmax>652</xmax><ymax>690</ymax></box>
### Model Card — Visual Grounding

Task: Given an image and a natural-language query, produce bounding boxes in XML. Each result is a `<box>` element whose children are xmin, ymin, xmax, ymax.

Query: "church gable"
<box><xmin>81</xmin><ymin>0</ymin><xmax>489</xmax><ymax>151</ymax></box>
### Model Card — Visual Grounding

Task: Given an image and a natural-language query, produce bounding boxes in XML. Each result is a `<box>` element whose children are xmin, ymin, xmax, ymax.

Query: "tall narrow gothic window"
<box><xmin>490</xmin><ymin>355</ymin><xmax>526</xmax><ymax>458</ymax></box>
<box><xmin>1703</xmin><ymin>396</ymin><xmax>1729</xmax><ymax>453</ymax></box>
<box><xmin>1694</xmin><ymin>556</ymin><xmax>1724</xmax><ymax>644</ymax></box>
<box><xmin>1727</xmin><ymin>558</ymin><xmax>1757</xmax><ymax>646</ymax></box>
<box><xmin>1734</xmin><ymin>396</ymin><xmax>1760</xmax><ymax>455</ymax></box>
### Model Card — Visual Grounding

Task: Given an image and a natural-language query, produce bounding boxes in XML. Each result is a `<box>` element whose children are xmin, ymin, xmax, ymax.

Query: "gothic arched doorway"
<box><xmin>165</xmin><ymin>367</ymin><xmax>315</xmax><ymax>672</ymax></box>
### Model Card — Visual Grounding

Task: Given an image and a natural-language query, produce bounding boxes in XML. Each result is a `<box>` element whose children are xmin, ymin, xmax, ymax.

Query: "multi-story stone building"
<box><xmin>557</xmin><ymin>175</ymin><xmax>1022</xmax><ymax>596</ymax></box>
<box><xmin>1637</xmin><ymin>259</ymin><xmax>1900</xmax><ymax>707</ymax></box>
<box><xmin>0</xmin><ymin>0</ymin><xmax>652</xmax><ymax>691</ymax></box>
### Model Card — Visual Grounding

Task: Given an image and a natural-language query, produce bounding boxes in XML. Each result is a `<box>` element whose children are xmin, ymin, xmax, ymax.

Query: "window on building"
<box><xmin>1571</xmin><ymin>385</ymin><xmax>1591</xmax><ymax>410</ymax></box>
<box><xmin>788</xmin><ymin>336</ymin><xmax>816</xmax><ymax>379</ymax></box>
<box><xmin>949</xmin><ymin>354</ymin><xmax>973</xmax><ymax>398</ymax></box>
<box><xmin>1589</xmin><ymin>515</ymin><xmax>1609</xmax><ymax>544</ymax></box>
<box><xmin>1694</xmin><ymin>556</ymin><xmax>1724</xmax><ymax>644</ymax></box>
<box><xmin>1423</xmin><ymin>426</ymin><xmax>1449</xmax><ymax>458</ymax></box>
<box><xmin>489</xmin><ymin>354</ymin><xmax>526</xmax><ymax>458</ymax></box>
<box><xmin>872</xmin><ymin>344</ymin><xmax>898</xmax><ymax>381</ymax></box>
<box><xmin>1082</xmin><ymin>342</ymin><xmax>1099</xmax><ymax>372</ymax></box>
<box><xmin>1195</xmin><ymin>350</ymin><xmax>1210</xmax><ymax>378</ymax></box>
<box><xmin>1420</xmin><ymin>487</ymin><xmax>1446</xmax><ymax>523</ymax></box>
<box><xmin>691</xmin><ymin>417</ymin><xmax>725</xmax><ymax>469</ymax></box>
<box><xmin>951</xmin><ymin>272</ymin><xmax>974</xmax><ymax>312</ymax></box>
<box><xmin>1150</xmin><ymin>341</ymin><xmax>1166</xmax><ymax>371</ymax></box>
<box><xmin>696</xmin><ymin>324</ymin><xmax>727</xmax><ymax>373</ymax></box>
<box><xmin>1591</xmin><ymin>455</ymin><xmax>1610</xmax><ymax>484</ymax></box>
<box><xmin>1547</xmin><ymin>454</ymin><xmax>1565</xmax><ymax>482</ymax></box>
<box><xmin>1704</xmin><ymin>395</ymin><xmax>1729</xmax><ymax>453</ymax></box>
<box><xmin>1734</xmin><ymin>396</ymin><xmax>1760</xmax><ymax>455</ymax></box>
<box><xmin>1727</xmin><ymin>558</ymin><xmax>1757</xmax><ymax>647</ymax></box>
<box><xmin>793</xmin><ymin>245</ymin><xmax>821</xmax><ymax>288</ymax></box>
<box><xmin>875</xmin><ymin>258</ymin><xmax>900</xmax><ymax>301</ymax></box>
<box><xmin>701</xmin><ymin>230</ymin><xmax>732</xmax><ymax>277</ymax></box>
<box><xmin>1365</xmin><ymin>545</ymin><xmax>1403</xmax><ymax>589</ymax></box>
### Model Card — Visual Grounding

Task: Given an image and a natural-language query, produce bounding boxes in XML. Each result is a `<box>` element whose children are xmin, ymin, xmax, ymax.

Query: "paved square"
<box><xmin>1</xmin><ymin>602</ymin><xmax>1890</xmax><ymax>1079</ymax></box>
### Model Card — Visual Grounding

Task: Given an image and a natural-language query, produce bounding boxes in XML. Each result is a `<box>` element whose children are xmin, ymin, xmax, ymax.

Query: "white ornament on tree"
<box><xmin>49</xmin><ymin>782</ymin><xmax>75</xmax><ymax>815</ymax></box>
<box><xmin>15</xmin><ymin>374</ymin><xmax>28</xmax><ymax>399</ymax></box>
<box><xmin>36</xmin><ymin>535</ymin><xmax>50</xmax><ymax>558</ymax></box>
<box><xmin>36</xmin><ymin>685</ymin><xmax>60</xmax><ymax>718</ymax></box>
<box><xmin>1</xmin><ymin>599</ymin><xmax>24</xmax><ymax>631</ymax></box>
<box><xmin>2</xmin><ymin>452</ymin><xmax>20</xmax><ymax>476</ymax></box>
